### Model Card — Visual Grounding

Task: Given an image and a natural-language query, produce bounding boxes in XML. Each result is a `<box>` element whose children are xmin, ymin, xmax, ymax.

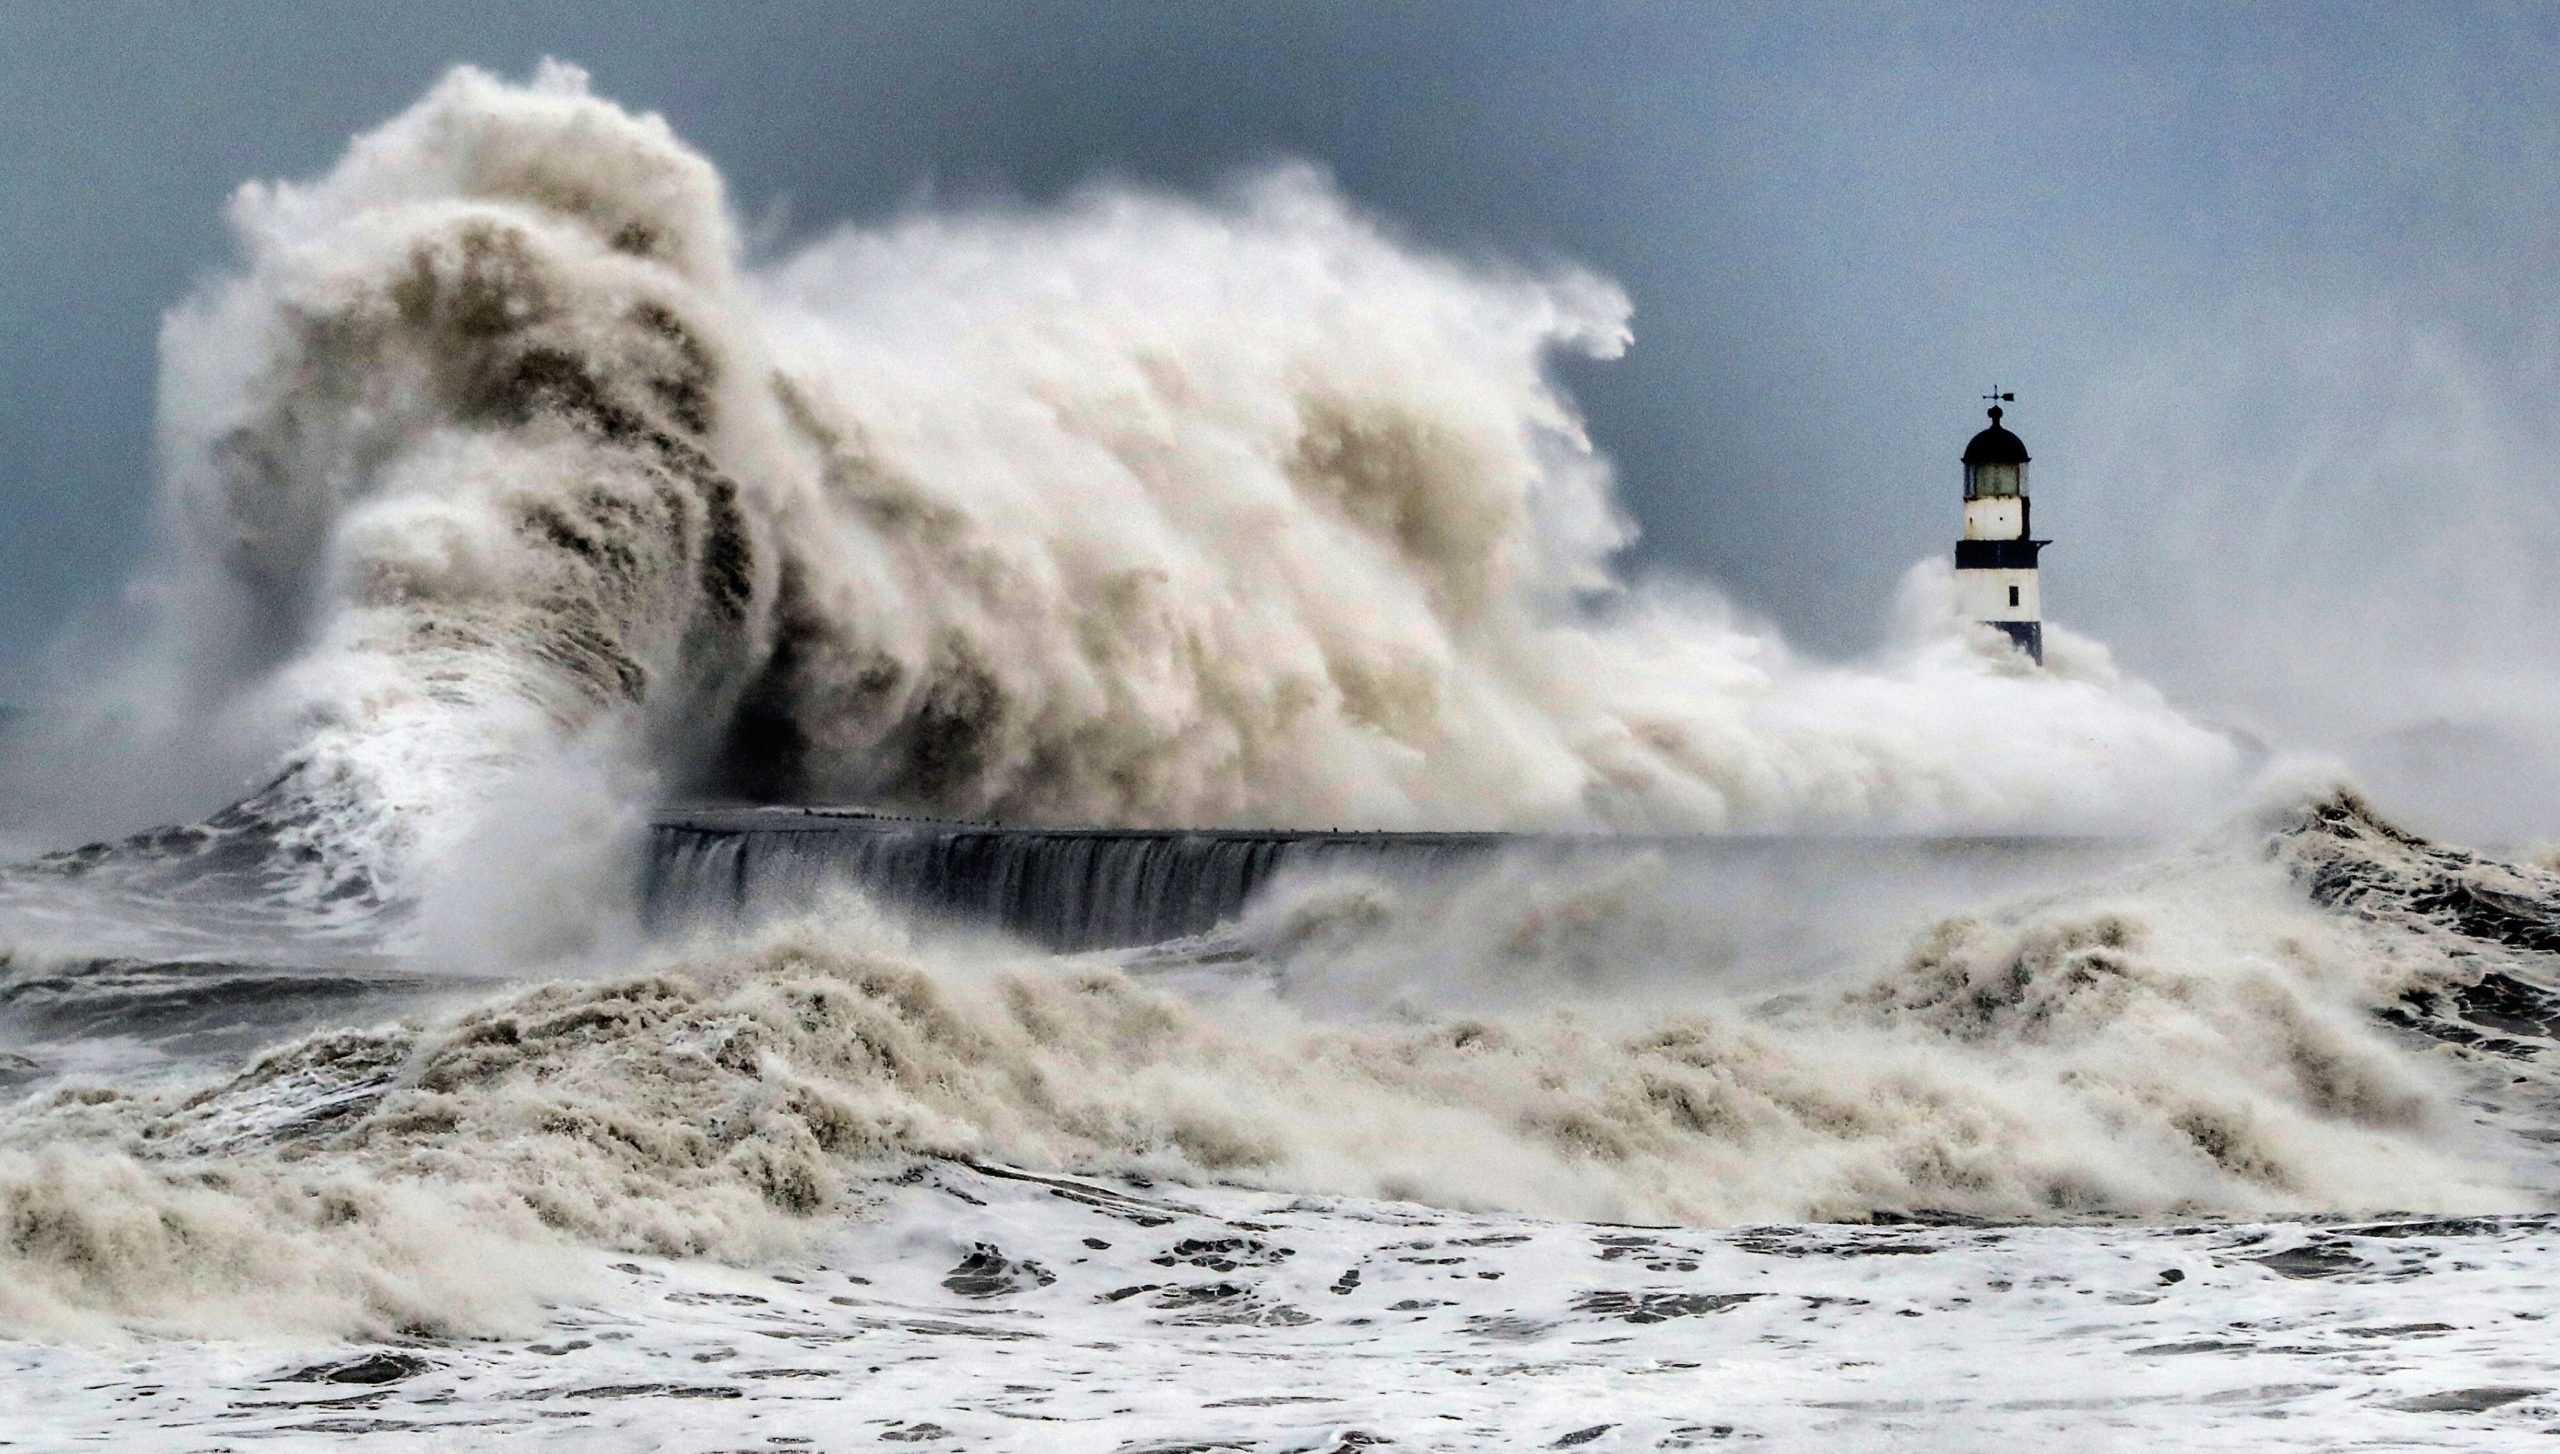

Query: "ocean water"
<box><xmin>6</xmin><ymin>61</ymin><xmax>2560</xmax><ymax>1450</ymax></box>
<box><xmin>11</xmin><ymin>792</ymin><xmax>2560</xmax><ymax>1448</ymax></box>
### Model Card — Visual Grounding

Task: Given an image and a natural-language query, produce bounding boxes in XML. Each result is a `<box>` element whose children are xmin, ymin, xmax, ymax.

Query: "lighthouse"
<box><xmin>1955</xmin><ymin>392</ymin><xmax>2045</xmax><ymax>663</ymax></box>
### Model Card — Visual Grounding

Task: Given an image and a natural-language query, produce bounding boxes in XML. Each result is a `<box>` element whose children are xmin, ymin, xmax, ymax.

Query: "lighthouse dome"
<box><xmin>1961</xmin><ymin>406</ymin><xmax>2031</xmax><ymax>466</ymax></box>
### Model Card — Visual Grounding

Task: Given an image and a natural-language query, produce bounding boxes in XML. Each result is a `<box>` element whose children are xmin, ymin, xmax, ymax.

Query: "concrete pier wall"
<box><xmin>645</xmin><ymin>808</ymin><xmax>2122</xmax><ymax>951</ymax></box>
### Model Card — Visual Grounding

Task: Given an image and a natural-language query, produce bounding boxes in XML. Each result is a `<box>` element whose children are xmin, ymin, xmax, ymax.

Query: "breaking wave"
<box><xmin>13</xmin><ymin>60</ymin><xmax>2241</xmax><ymax>921</ymax></box>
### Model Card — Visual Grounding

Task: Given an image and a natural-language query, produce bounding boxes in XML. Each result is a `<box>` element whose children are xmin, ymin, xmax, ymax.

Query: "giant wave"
<box><xmin>3</xmin><ymin>61</ymin><xmax>2242</xmax><ymax>939</ymax></box>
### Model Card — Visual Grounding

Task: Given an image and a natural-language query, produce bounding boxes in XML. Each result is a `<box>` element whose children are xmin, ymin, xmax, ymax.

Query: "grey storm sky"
<box><xmin>6</xmin><ymin>2</ymin><xmax>2560</xmax><ymax>752</ymax></box>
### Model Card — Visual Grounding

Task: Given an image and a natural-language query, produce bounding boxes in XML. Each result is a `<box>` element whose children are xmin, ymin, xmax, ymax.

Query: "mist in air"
<box><xmin>9</xmin><ymin>6</ymin><xmax>2560</xmax><ymax>845</ymax></box>
<box><xmin>0</xmin><ymin>61</ymin><xmax>2246</xmax><ymax>897</ymax></box>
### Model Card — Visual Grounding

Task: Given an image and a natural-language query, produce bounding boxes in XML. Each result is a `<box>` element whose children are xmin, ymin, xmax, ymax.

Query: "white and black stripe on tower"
<box><xmin>1955</xmin><ymin>396</ymin><xmax>2045</xmax><ymax>663</ymax></box>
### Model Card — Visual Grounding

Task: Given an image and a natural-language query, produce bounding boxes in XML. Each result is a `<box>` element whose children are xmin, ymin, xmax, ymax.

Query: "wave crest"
<box><xmin>2</xmin><ymin>61</ymin><xmax>2246</xmax><ymax>920</ymax></box>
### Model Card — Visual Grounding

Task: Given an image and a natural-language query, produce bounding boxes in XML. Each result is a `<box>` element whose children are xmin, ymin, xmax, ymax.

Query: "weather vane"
<box><xmin>1982</xmin><ymin>388</ymin><xmax>2015</xmax><ymax>406</ymax></box>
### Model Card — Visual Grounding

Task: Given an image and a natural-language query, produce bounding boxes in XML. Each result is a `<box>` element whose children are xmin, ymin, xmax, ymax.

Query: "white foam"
<box><xmin>12</xmin><ymin>61</ymin><xmax>2247</xmax><ymax>928</ymax></box>
<box><xmin>13</xmin><ymin>1163</ymin><xmax>2560</xmax><ymax>1450</ymax></box>
<box><xmin>2</xmin><ymin>815</ymin><xmax>2537</xmax><ymax>1340</ymax></box>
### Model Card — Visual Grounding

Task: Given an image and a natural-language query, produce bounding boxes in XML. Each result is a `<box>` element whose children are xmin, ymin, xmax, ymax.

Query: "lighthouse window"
<box><xmin>2008</xmin><ymin>585</ymin><xmax>2020</xmax><ymax>608</ymax></box>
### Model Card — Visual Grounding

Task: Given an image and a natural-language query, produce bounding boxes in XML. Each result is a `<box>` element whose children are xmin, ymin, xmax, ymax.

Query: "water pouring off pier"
<box><xmin>644</xmin><ymin>806</ymin><xmax>2123</xmax><ymax>949</ymax></box>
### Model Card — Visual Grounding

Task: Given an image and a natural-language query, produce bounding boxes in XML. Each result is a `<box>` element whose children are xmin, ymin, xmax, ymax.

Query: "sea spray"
<box><xmin>6</xmin><ymin>61</ymin><xmax>2246</xmax><ymax>936</ymax></box>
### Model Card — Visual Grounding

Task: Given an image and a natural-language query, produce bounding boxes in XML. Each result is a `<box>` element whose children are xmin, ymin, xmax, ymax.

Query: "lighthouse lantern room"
<box><xmin>1955</xmin><ymin>391</ymin><xmax>2045</xmax><ymax>663</ymax></box>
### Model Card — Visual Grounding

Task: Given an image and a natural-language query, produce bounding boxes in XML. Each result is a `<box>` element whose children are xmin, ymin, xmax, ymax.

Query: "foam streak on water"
<box><xmin>14</xmin><ymin>1163</ymin><xmax>2560</xmax><ymax>1452</ymax></box>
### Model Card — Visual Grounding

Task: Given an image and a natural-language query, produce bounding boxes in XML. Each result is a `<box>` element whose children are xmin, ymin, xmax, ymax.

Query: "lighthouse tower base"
<box><xmin>1953</xmin><ymin>549</ymin><xmax>2044</xmax><ymax>665</ymax></box>
<box><xmin>1988</xmin><ymin>619</ymin><xmax>2043</xmax><ymax>663</ymax></box>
